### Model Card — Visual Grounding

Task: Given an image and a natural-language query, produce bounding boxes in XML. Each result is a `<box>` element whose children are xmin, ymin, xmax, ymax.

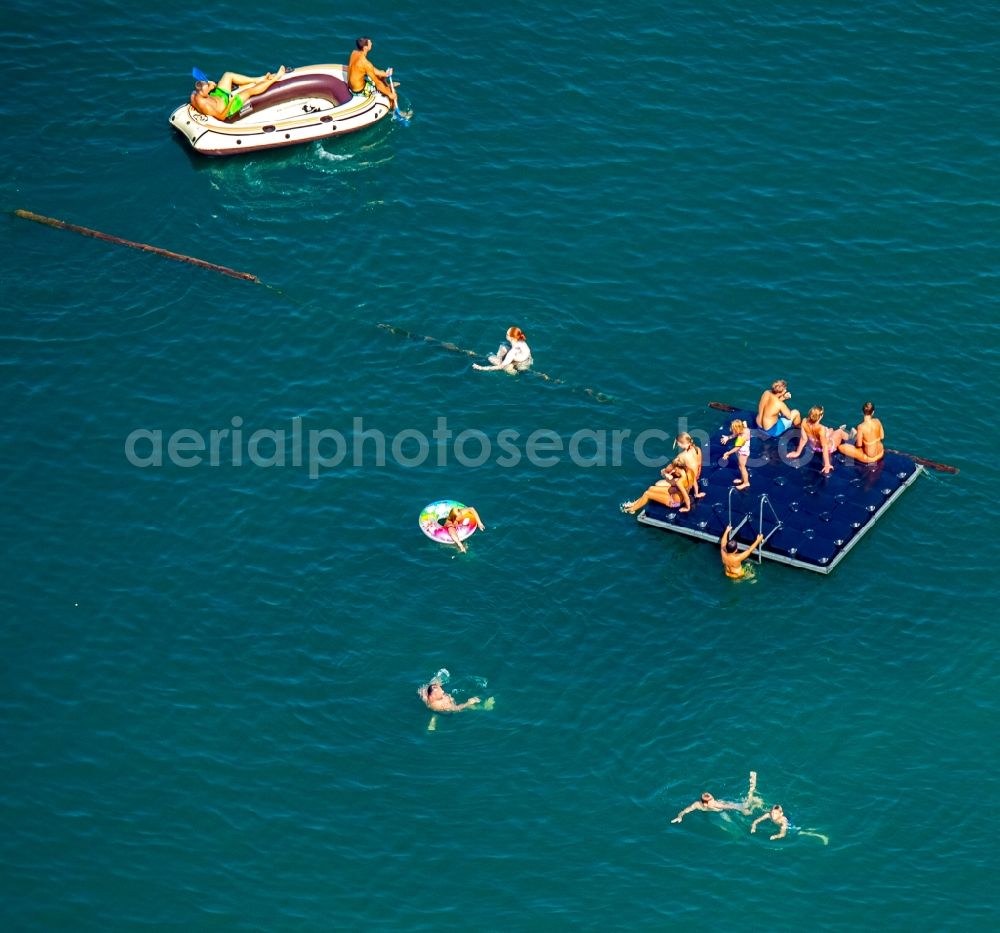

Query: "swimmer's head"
<box><xmin>507</xmin><ymin>326</ymin><xmax>526</xmax><ymax>342</ymax></box>
<box><xmin>447</xmin><ymin>507</ymin><xmax>460</xmax><ymax>523</ymax></box>
<box><xmin>725</xmin><ymin>539</ymin><xmax>739</xmax><ymax>553</ymax></box>
<box><xmin>862</xmin><ymin>401</ymin><xmax>875</xmax><ymax>416</ymax></box>
<box><xmin>676</xmin><ymin>432</ymin><xmax>694</xmax><ymax>449</ymax></box>
<box><xmin>807</xmin><ymin>406</ymin><xmax>824</xmax><ymax>424</ymax></box>
<box><xmin>772</xmin><ymin>379</ymin><xmax>787</xmax><ymax>394</ymax></box>
<box><xmin>701</xmin><ymin>793</ymin><xmax>714</xmax><ymax>803</ymax></box>
<box><xmin>771</xmin><ymin>804</ymin><xmax>783</xmax><ymax>816</ymax></box>
<box><xmin>356</xmin><ymin>37</ymin><xmax>372</xmax><ymax>51</ymax></box>
<box><xmin>729</xmin><ymin>419</ymin><xmax>746</xmax><ymax>435</ymax></box>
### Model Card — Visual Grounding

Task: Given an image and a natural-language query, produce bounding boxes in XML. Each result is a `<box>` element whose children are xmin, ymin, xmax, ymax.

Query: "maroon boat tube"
<box><xmin>225</xmin><ymin>70</ymin><xmax>354</xmax><ymax>122</ymax></box>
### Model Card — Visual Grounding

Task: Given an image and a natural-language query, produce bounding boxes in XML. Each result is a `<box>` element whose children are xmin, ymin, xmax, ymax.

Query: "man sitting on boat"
<box><xmin>190</xmin><ymin>66</ymin><xmax>286</xmax><ymax>120</ymax></box>
<box><xmin>348</xmin><ymin>37</ymin><xmax>397</xmax><ymax>107</ymax></box>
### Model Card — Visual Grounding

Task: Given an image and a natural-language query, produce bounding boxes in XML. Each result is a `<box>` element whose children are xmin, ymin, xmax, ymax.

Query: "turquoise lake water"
<box><xmin>2</xmin><ymin>1</ymin><xmax>998</xmax><ymax>929</ymax></box>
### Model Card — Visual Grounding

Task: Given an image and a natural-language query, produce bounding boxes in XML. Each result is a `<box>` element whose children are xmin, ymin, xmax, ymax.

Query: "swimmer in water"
<box><xmin>418</xmin><ymin>680</ymin><xmax>481</xmax><ymax>712</ymax></box>
<box><xmin>751</xmin><ymin>804</ymin><xmax>790</xmax><ymax>840</ymax></box>
<box><xmin>443</xmin><ymin>505</ymin><xmax>485</xmax><ymax>554</ymax></box>
<box><xmin>720</xmin><ymin>419</ymin><xmax>752</xmax><ymax>490</ymax></box>
<box><xmin>720</xmin><ymin>524</ymin><xmax>764</xmax><ymax>580</ymax></box>
<box><xmin>671</xmin><ymin>771</ymin><xmax>759</xmax><ymax>823</ymax></box>
<box><xmin>473</xmin><ymin>326</ymin><xmax>532</xmax><ymax>373</ymax></box>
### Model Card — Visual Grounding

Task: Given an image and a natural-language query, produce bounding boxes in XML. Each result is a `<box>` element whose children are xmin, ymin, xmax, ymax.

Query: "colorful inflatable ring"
<box><xmin>420</xmin><ymin>500</ymin><xmax>477</xmax><ymax>545</ymax></box>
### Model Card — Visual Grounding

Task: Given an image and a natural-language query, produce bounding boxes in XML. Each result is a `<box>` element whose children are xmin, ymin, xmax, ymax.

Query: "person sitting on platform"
<box><xmin>838</xmin><ymin>401</ymin><xmax>884</xmax><ymax>464</ymax></box>
<box><xmin>720</xmin><ymin>524</ymin><xmax>764</xmax><ymax>579</ymax></box>
<box><xmin>720</xmin><ymin>419</ymin><xmax>752</xmax><ymax>490</ymax></box>
<box><xmin>190</xmin><ymin>66</ymin><xmax>286</xmax><ymax>120</ymax></box>
<box><xmin>348</xmin><ymin>37</ymin><xmax>399</xmax><ymax>108</ymax></box>
<box><xmin>787</xmin><ymin>406</ymin><xmax>850</xmax><ymax>474</ymax></box>
<box><xmin>674</xmin><ymin>432</ymin><xmax>706</xmax><ymax>499</ymax></box>
<box><xmin>621</xmin><ymin>464</ymin><xmax>692</xmax><ymax>515</ymax></box>
<box><xmin>473</xmin><ymin>326</ymin><xmax>532</xmax><ymax>373</ymax></box>
<box><xmin>756</xmin><ymin>379</ymin><xmax>801</xmax><ymax>437</ymax></box>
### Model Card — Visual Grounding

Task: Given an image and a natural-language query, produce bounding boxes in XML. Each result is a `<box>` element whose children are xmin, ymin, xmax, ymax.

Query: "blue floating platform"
<box><xmin>636</xmin><ymin>409</ymin><xmax>924</xmax><ymax>574</ymax></box>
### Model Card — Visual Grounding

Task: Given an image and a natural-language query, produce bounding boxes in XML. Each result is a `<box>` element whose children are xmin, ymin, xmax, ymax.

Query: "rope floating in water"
<box><xmin>376</xmin><ymin>322</ymin><xmax>616</xmax><ymax>404</ymax></box>
<box><xmin>14</xmin><ymin>209</ymin><xmax>261</xmax><ymax>283</ymax></box>
<box><xmin>12</xmin><ymin>209</ymin><xmax>617</xmax><ymax>409</ymax></box>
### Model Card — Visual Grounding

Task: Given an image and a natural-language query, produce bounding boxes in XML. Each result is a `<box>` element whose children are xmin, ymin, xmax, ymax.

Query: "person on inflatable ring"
<box><xmin>444</xmin><ymin>505</ymin><xmax>485</xmax><ymax>553</ymax></box>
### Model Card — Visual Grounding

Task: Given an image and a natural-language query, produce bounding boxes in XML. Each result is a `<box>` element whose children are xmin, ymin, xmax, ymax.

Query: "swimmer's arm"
<box><xmin>750</xmin><ymin>814</ymin><xmax>769</xmax><ymax>834</ymax></box>
<box><xmin>738</xmin><ymin>534</ymin><xmax>764</xmax><ymax>562</ymax></box>
<box><xmin>720</xmin><ymin>526</ymin><xmax>731</xmax><ymax>554</ymax></box>
<box><xmin>671</xmin><ymin>802</ymin><xmax>701</xmax><ymax>823</ymax></box>
<box><xmin>455</xmin><ymin>697</ymin><xmax>481</xmax><ymax>711</ymax></box>
<box><xmin>770</xmin><ymin>821</ymin><xmax>788</xmax><ymax>841</ymax></box>
<box><xmin>465</xmin><ymin>507</ymin><xmax>486</xmax><ymax>531</ymax></box>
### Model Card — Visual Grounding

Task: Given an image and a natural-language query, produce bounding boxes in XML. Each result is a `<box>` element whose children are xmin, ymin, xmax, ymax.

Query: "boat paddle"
<box><xmin>387</xmin><ymin>71</ymin><xmax>411</xmax><ymax>125</ymax></box>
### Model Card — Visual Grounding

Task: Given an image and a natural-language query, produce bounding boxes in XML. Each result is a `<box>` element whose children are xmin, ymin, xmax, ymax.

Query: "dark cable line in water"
<box><xmin>14</xmin><ymin>209</ymin><xmax>261</xmax><ymax>283</ymax></box>
<box><xmin>11</xmin><ymin>207</ymin><xmax>739</xmax><ymax>427</ymax></box>
<box><xmin>14</xmin><ymin>207</ymin><xmax>627</xmax><ymax>407</ymax></box>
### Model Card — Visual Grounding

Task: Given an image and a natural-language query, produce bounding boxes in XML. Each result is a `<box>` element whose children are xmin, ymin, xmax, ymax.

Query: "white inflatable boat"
<box><xmin>168</xmin><ymin>64</ymin><xmax>392</xmax><ymax>156</ymax></box>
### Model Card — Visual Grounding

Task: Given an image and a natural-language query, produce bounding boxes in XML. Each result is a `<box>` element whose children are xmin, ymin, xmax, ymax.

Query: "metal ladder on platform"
<box><xmin>727</xmin><ymin>489</ymin><xmax>784</xmax><ymax>562</ymax></box>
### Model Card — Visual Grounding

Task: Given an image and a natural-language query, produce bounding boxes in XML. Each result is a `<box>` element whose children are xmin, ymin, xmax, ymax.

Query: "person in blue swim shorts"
<box><xmin>756</xmin><ymin>379</ymin><xmax>801</xmax><ymax>437</ymax></box>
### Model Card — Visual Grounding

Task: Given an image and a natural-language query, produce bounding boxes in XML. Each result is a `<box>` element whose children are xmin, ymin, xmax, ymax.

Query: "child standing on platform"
<box><xmin>720</xmin><ymin>419</ymin><xmax>751</xmax><ymax>490</ymax></box>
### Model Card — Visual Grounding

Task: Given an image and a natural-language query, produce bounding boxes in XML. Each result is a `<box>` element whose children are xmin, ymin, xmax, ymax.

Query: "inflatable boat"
<box><xmin>168</xmin><ymin>64</ymin><xmax>391</xmax><ymax>156</ymax></box>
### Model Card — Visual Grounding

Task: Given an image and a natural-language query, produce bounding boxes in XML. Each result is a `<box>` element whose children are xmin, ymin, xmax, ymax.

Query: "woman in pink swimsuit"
<box><xmin>788</xmin><ymin>406</ymin><xmax>850</xmax><ymax>474</ymax></box>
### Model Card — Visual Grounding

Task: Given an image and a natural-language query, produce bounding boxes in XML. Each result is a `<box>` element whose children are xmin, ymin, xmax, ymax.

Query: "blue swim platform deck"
<box><xmin>636</xmin><ymin>408</ymin><xmax>924</xmax><ymax>574</ymax></box>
